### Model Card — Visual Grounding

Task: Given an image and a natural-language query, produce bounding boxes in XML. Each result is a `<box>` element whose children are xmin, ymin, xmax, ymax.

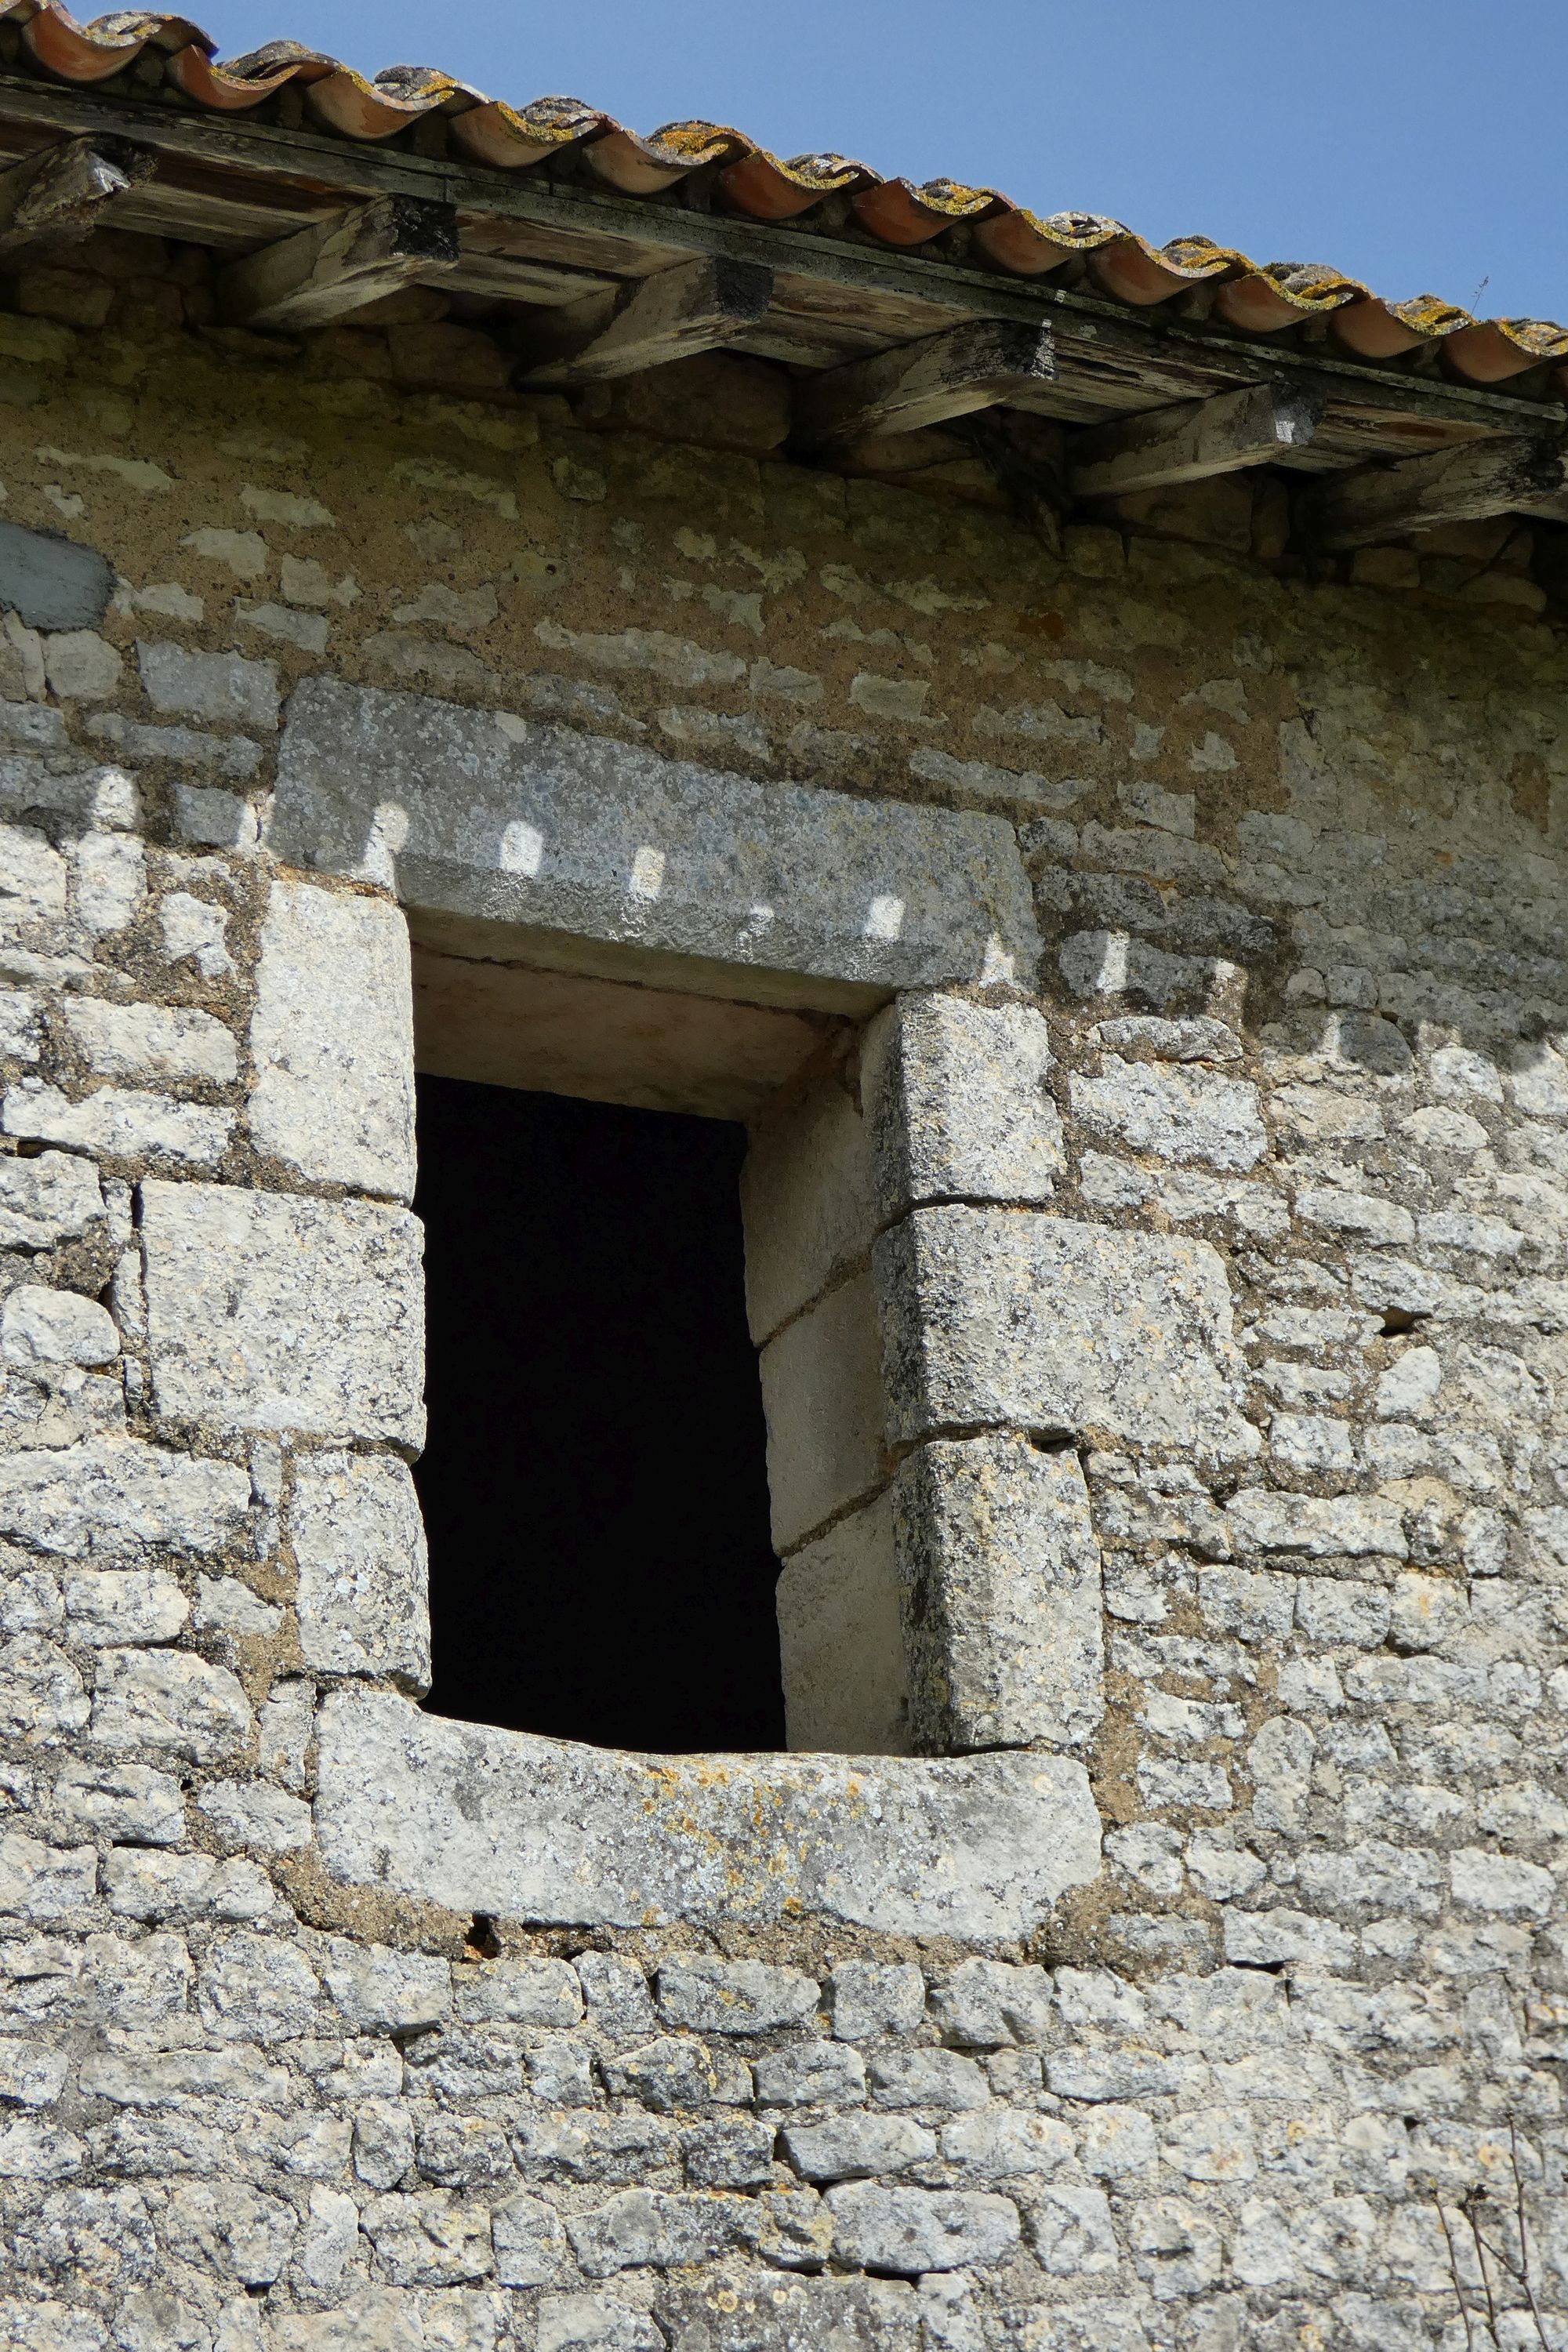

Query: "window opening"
<box><xmin>415</xmin><ymin>1073</ymin><xmax>786</xmax><ymax>1751</ymax></box>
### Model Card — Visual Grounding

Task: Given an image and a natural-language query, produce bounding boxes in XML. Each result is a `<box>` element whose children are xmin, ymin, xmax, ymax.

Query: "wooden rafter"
<box><xmin>793</xmin><ymin>318</ymin><xmax>1056</xmax><ymax>452</ymax></box>
<box><xmin>516</xmin><ymin>253</ymin><xmax>774</xmax><ymax>388</ymax></box>
<box><xmin>1297</xmin><ymin>435</ymin><xmax>1568</xmax><ymax>550</ymax></box>
<box><xmin>218</xmin><ymin>194</ymin><xmax>460</xmax><ymax>331</ymax></box>
<box><xmin>0</xmin><ymin>133</ymin><xmax>154</xmax><ymax>261</ymax></box>
<box><xmin>1068</xmin><ymin>380</ymin><xmax>1326</xmax><ymax>499</ymax></box>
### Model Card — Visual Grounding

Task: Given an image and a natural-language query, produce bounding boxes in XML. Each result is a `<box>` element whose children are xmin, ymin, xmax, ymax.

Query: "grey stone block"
<box><xmin>891</xmin><ymin>1435</ymin><xmax>1103</xmax><ymax>1752</ymax></box>
<box><xmin>60</xmin><ymin>999</ymin><xmax>237</xmax><ymax>1085</ymax></box>
<box><xmin>1069</xmin><ymin>1056</ymin><xmax>1265</xmax><ymax>1171</ymax></box>
<box><xmin>875</xmin><ymin>1207</ymin><xmax>1254</xmax><ymax>1464</ymax></box>
<box><xmin>782</xmin><ymin>2114</ymin><xmax>934</xmax><ymax>2180</ymax></box>
<box><xmin>272</xmin><ymin>679</ymin><xmax>1040</xmax><ymax>1002</ymax></box>
<box><xmin>140</xmin><ymin>1181</ymin><xmax>424</xmax><ymax>1444</ymax></box>
<box><xmin>939</xmin><ymin>2109</ymin><xmax>1073</xmax><ymax>2178</ymax></box>
<box><xmin>658</xmin><ymin>1956</ymin><xmax>819</xmax><ymax>2034</ymax></box>
<box><xmin>823</xmin><ymin>2183</ymin><xmax>1020</xmax><ymax>2274</ymax></box>
<box><xmin>828</xmin><ymin>1961</ymin><xmax>926</xmax><ymax>2042</ymax></box>
<box><xmin>775</xmin><ymin>1494</ymin><xmax>910</xmax><ymax>1755</ymax></box>
<box><xmin>0</xmin><ymin>1436</ymin><xmax>250</xmax><ymax>1561</ymax></box>
<box><xmin>290</xmin><ymin>1450</ymin><xmax>430</xmax><ymax>1689</ymax></box>
<box><xmin>492</xmin><ymin>2191</ymin><xmax>572</xmax><ymax>2288</ymax></box>
<box><xmin>453</xmin><ymin>1957</ymin><xmax>583</xmax><ymax>2027</ymax></box>
<box><xmin>862</xmin><ymin>994</ymin><xmax>1062</xmax><ymax>1216</ymax></box>
<box><xmin>539</xmin><ymin>2293</ymin><xmax>665</xmax><ymax>2352</ymax></box>
<box><xmin>137</xmin><ymin>641</ymin><xmax>279</xmax><ymax>731</ymax></box>
<box><xmin>753</xmin><ymin>2042</ymin><xmax>866</xmax><ymax>2107</ymax></box>
<box><xmin>866</xmin><ymin>2048</ymin><xmax>990</xmax><ymax>2111</ymax></box>
<box><xmin>249</xmin><ymin>879</ymin><xmax>416</xmax><ymax>1200</ymax></box>
<box><xmin>2</xmin><ymin>1080</ymin><xmax>231</xmax><ymax>1167</ymax></box>
<box><xmin>89</xmin><ymin>1646</ymin><xmax>252</xmax><ymax>1764</ymax></box>
<box><xmin>0</xmin><ymin>1150</ymin><xmax>102</xmax><ymax>1250</ymax></box>
<box><xmin>929</xmin><ymin>1959</ymin><xmax>1056</xmax><ymax>2049</ymax></box>
<box><xmin>656</xmin><ymin>2273</ymin><xmax>920</xmax><ymax>2352</ymax></box>
<box><xmin>0</xmin><ymin>521</ymin><xmax>112</xmax><ymax>632</ymax></box>
<box><xmin>317</xmin><ymin>1689</ymin><xmax>1101</xmax><ymax>1940</ymax></box>
<box><xmin>567</xmin><ymin>2187</ymin><xmax>743</xmax><ymax>2275</ymax></box>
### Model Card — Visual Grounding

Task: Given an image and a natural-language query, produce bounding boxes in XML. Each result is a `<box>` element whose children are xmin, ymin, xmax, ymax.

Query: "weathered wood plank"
<box><xmin>1069</xmin><ymin>380</ymin><xmax>1325</xmax><ymax>498</ymax></box>
<box><xmin>1297</xmin><ymin>435</ymin><xmax>1568</xmax><ymax>550</ymax></box>
<box><xmin>218</xmin><ymin>194</ymin><xmax>460</xmax><ymax>330</ymax></box>
<box><xmin>794</xmin><ymin>318</ymin><xmax>1055</xmax><ymax>450</ymax></box>
<box><xmin>516</xmin><ymin>253</ymin><xmax>774</xmax><ymax>387</ymax></box>
<box><xmin>0</xmin><ymin>134</ymin><xmax>153</xmax><ymax>260</ymax></box>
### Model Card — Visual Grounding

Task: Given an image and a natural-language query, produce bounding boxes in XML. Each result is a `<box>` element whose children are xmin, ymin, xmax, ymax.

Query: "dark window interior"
<box><xmin>415</xmin><ymin>1073</ymin><xmax>785</xmax><ymax>1751</ymax></box>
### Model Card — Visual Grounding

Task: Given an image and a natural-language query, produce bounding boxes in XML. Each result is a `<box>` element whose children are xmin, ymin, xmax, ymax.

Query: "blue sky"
<box><xmin>188</xmin><ymin>0</ymin><xmax>1566</xmax><ymax>324</ymax></box>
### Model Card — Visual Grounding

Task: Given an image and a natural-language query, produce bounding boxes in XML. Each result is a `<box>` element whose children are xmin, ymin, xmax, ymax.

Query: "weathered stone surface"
<box><xmin>782</xmin><ymin>2115</ymin><xmax>935</xmax><ymax>2180</ymax></box>
<box><xmin>658</xmin><ymin>1956</ymin><xmax>820</xmax><ymax>2034</ymax></box>
<box><xmin>2</xmin><ymin>1287</ymin><xmax>118</xmax><ymax>1370</ymax></box>
<box><xmin>138</xmin><ymin>641</ymin><xmax>279</xmax><ymax>731</ymax></box>
<box><xmin>249</xmin><ymin>879</ymin><xmax>416</xmax><ymax>1199</ymax></box>
<box><xmin>0</xmin><ymin>1436</ymin><xmax>250</xmax><ymax>1560</ymax></box>
<box><xmin>272</xmin><ymin>680</ymin><xmax>1040</xmax><ymax>1001</ymax></box>
<box><xmin>775</xmin><ymin>1494</ymin><xmax>910</xmax><ymax>1755</ymax></box>
<box><xmin>2</xmin><ymin>1080</ymin><xmax>231</xmax><ymax>1167</ymax></box>
<box><xmin>876</xmin><ymin>1207</ymin><xmax>1254</xmax><ymax>1461</ymax></box>
<box><xmin>0</xmin><ymin>1150</ymin><xmax>102</xmax><ymax>1250</ymax></box>
<box><xmin>62</xmin><ymin>1569</ymin><xmax>187</xmax><ymax>1644</ymax></box>
<box><xmin>829</xmin><ymin>1962</ymin><xmax>926</xmax><ymax>2042</ymax></box>
<box><xmin>567</xmin><ymin>2187</ymin><xmax>743</xmax><ymax>2274</ymax></box>
<box><xmin>656</xmin><ymin>2273</ymin><xmax>921</xmax><ymax>2352</ymax></box>
<box><xmin>317</xmin><ymin>1689</ymin><xmax>1100</xmax><ymax>1939</ymax></box>
<box><xmin>51</xmin><ymin>1759</ymin><xmax>184</xmax><ymax>1845</ymax></box>
<box><xmin>891</xmin><ymin>1434</ymin><xmax>1103</xmax><ymax>1751</ymax></box>
<box><xmin>291</xmin><ymin>1450</ymin><xmax>430</xmax><ymax>1688</ymax></box>
<box><xmin>141</xmin><ymin>1181</ymin><xmax>424</xmax><ymax>1443</ymax></box>
<box><xmin>89</xmin><ymin>1646</ymin><xmax>253</xmax><ymax>1762</ymax></box>
<box><xmin>930</xmin><ymin>1959</ymin><xmax>1056</xmax><ymax>2049</ymax></box>
<box><xmin>863</xmin><ymin>994</ymin><xmax>1062</xmax><ymax>1215</ymax></box>
<box><xmin>1069</xmin><ymin>1055</ymin><xmax>1265</xmax><ymax>1171</ymax></box>
<box><xmin>823</xmin><ymin>2183</ymin><xmax>1020</xmax><ymax>2274</ymax></box>
<box><xmin>60</xmin><ymin>999</ymin><xmax>238</xmax><ymax>1085</ymax></box>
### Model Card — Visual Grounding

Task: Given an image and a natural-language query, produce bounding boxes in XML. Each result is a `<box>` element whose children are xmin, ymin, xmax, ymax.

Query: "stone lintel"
<box><xmin>315</xmin><ymin>1689</ymin><xmax>1100</xmax><ymax>1940</ymax></box>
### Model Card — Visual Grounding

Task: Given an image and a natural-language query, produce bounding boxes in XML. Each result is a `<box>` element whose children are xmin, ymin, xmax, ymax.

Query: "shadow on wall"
<box><xmin>413</xmin><ymin>1073</ymin><xmax>786</xmax><ymax>1754</ymax></box>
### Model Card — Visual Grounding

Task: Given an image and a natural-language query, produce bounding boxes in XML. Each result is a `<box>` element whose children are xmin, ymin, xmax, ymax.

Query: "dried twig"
<box><xmin>1508</xmin><ymin>2121</ymin><xmax>1552</xmax><ymax>2351</ymax></box>
<box><xmin>1435</xmin><ymin>2191</ymin><xmax>1479</xmax><ymax>2352</ymax></box>
<box><xmin>1461</xmin><ymin>2189</ymin><xmax>1501</xmax><ymax>2343</ymax></box>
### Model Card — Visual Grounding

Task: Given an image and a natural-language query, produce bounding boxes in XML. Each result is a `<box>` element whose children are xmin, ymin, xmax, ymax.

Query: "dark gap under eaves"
<box><xmin>414</xmin><ymin>1073</ymin><xmax>785</xmax><ymax>1753</ymax></box>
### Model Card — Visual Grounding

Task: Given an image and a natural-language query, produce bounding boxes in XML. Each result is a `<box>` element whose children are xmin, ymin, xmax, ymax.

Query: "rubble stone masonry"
<box><xmin>0</xmin><ymin>226</ymin><xmax>1564</xmax><ymax>2352</ymax></box>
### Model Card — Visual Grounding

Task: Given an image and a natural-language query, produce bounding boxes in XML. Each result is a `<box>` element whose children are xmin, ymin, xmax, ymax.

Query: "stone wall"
<box><xmin>0</xmin><ymin>223</ymin><xmax>1565</xmax><ymax>2352</ymax></box>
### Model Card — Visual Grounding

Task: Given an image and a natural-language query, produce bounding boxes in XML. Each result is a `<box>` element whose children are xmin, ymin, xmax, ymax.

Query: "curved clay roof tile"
<box><xmin>852</xmin><ymin>176</ymin><xmax>1000</xmax><ymax>247</ymax></box>
<box><xmin>582</xmin><ymin>119</ymin><xmax>750</xmax><ymax>196</ymax></box>
<box><xmin>448</xmin><ymin>95</ymin><xmax>608</xmax><ymax>172</ymax></box>
<box><xmin>718</xmin><ymin>149</ymin><xmax>871</xmax><ymax>222</ymax></box>
<box><xmin>1087</xmin><ymin>233</ymin><xmax>1247</xmax><ymax>307</ymax></box>
<box><xmin>168</xmin><ymin>39</ymin><xmax>337</xmax><ymax>108</ymax></box>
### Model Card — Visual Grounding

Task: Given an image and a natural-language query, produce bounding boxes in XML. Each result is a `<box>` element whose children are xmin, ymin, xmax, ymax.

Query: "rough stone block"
<box><xmin>140</xmin><ymin>1181</ymin><xmax>424</xmax><ymax>1444</ymax></box>
<box><xmin>453</xmin><ymin>1958</ymin><xmax>583</xmax><ymax>2027</ymax></box>
<box><xmin>0</xmin><ymin>1150</ymin><xmax>102</xmax><ymax>1250</ymax></box>
<box><xmin>759</xmin><ymin>1270</ymin><xmax>887</xmax><ymax>1552</ymax></box>
<box><xmin>739</xmin><ymin>1062</ymin><xmax>876</xmax><ymax>1344</ymax></box>
<box><xmin>862</xmin><ymin>994</ymin><xmax>1062</xmax><ymax>1216</ymax></box>
<box><xmin>138</xmin><ymin>641</ymin><xmax>279</xmax><ymax>731</ymax></box>
<box><xmin>2</xmin><ymin>1287</ymin><xmax>118</xmax><ymax>1370</ymax></box>
<box><xmin>89</xmin><ymin>1646</ymin><xmax>252</xmax><ymax>1763</ymax></box>
<box><xmin>2</xmin><ymin>1080</ymin><xmax>231</xmax><ymax>1167</ymax></box>
<box><xmin>317</xmin><ymin>1688</ymin><xmax>1101</xmax><ymax>1940</ymax></box>
<box><xmin>658</xmin><ymin>1956</ymin><xmax>819</xmax><ymax>2034</ymax></box>
<box><xmin>0</xmin><ymin>1436</ymin><xmax>250</xmax><ymax>1560</ymax></box>
<box><xmin>249</xmin><ymin>879</ymin><xmax>416</xmax><ymax>1200</ymax></box>
<box><xmin>567</xmin><ymin>2187</ymin><xmax>743</xmax><ymax>2275</ymax></box>
<box><xmin>823</xmin><ymin>2183</ymin><xmax>1019</xmax><ymax>2274</ymax></box>
<box><xmin>929</xmin><ymin>1958</ymin><xmax>1056</xmax><ymax>2049</ymax></box>
<box><xmin>891</xmin><ymin>1435</ymin><xmax>1103</xmax><ymax>1752</ymax></box>
<box><xmin>51</xmin><ymin>1759</ymin><xmax>184</xmax><ymax>1845</ymax></box>
<box><xmin>1069</xmin><ymin>1055</ymin><xmax>1265</xmax><ymax>1172</ymax></box>
<box><xmin>782</xmin><ymin>2115</ymin><xmax>935</xmax><ymax>2180</ymax></box>
<box><xmin>60</xmin><ymin>999</ymin><xmax>238</xmax><ymax>1085</ymax></box>
<box><xmin>0</xmin><ymin>520</ymin><xmax>113</xmax><ymax>631</ymax></box>
<box><xmin>291</xmin><ymin>1451</ymin><xmax>430</xmax><ymax>1689</ymax></box>
<box><xmin>61</xmin><ymin>1570</ymin><xmax>187</xmax><ymax>1645</ymax></box>
<box><xmin>875</xmin><ymin>1207</ymin><xmax>1253</xmax><ymax>1463</ymax></box>
<box><xmin>271</xmin><ymin>679</ymin><xmax>1040</xmax><ymax>1003</ymax></box>
<box><xmin>829</xmin><ymin>1961</ymin><xmax>926</xmax><ymax>2042</ymax></box>
<box><xmin>775</xmin><ymin>1493</ymin><xmax>910</xmax><ymax>1755</ymax></box>
<box><xmin>319</xmin><ymin>1938</ymin><xmax>451</xmax><ymax>2033</ymax></box>
<box><xmin>753</xmin><ymin>2042</ymin><xmax>866</xmax><ymax>2107</ymax></box>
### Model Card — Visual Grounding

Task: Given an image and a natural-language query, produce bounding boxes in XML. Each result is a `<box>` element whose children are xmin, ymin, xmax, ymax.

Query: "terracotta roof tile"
<box><xmin>2</xmin><ymin>0</ymin><xmax>1564</xmax><ymax>390</ymax></box>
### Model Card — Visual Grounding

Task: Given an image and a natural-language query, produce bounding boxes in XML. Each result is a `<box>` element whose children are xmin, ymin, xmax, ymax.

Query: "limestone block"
<box><xmin>823</xmin><ymin>2183</ymin><xmax>1019</xmax><ymax>2274</ymax></box>
<box><xmin>0</xmin><ymin>520</ymin><xmax>113</xmax><ymax>631</ymax></box>
<box><xmin>1226</xmin><ymin>1490</ymin><xmax>1406</xmax><ymax>1559</ymax></box>
<box><xmin>0</xmin><ymin>1151</ymin><xmax>102</xmax><ymax>1250</ymax></box>
<box><xmin>196</xmin><ymin>1778</ymin><xmax>312</xmax><ymax>1853</ymax></box>
<box><xmin>453</xmin><ymin>1958</ymin><xmax>583</xmax><ymax>2027</ymax></box>
<box><xmin>775</xmin><ymin>1493</ymin><xmax>910</xmax><ymax>1755</ymax></box>
<box><xmin>89</xmin><ymin>1646</ymin><xmax>253</xmax><ymax>1763</ymax></box>
<box><xmin>891</xmin><ymin>1435</ymin><xmax>1103</xmax><ymax>1752</ymax></box>
<box><xmin>2</xmin><ymin>1079</ymin><xmax>230</xmax><ymax>1167</ymax></box>
<box><xmin>50</xmin><ymin>1759</ymin><xmax>183</xmax><ymax>1846</ymax></box>
<box><xmin>360</xmin><ymin>2190</ymin><xmax>493</xmax><ymax>2286</ymax></box>
<box><xmin>829</xmin><ymin>1962</ymin><xmax>926</xmax><ymax>2042</ymax></box>
<box><xmin>317</xmin><ymin>1688</ymin><xmax>1102</xmax><ymax>1940</ymax></box>
<box><xmin>60</xmin><ymin>998</ymin><xmax>238</xmax><ymax>1086</ymax></box>
<box><xmin>739</xmin><ymin>1063</ymin><xmax>876</xmax><ymax>1343</ymax></box>
<box><xmin>758</xmin><ymin>1271</ymin><xmax>886</xmax><ymax>1552</ymax></box>
<box><xmin>0</xmin><ymin>989</ymin><xmax>38</xmax><ymax>1062</ymax></box>
<box><xmin>0</xmin><ymin>1634</ymin><xmax>86</xmax><ymax>1740</ymax></box>
<box><xmin>1</xmin><ymin>1286</ymin><xmax>118</xmax><ymax>1369</ymax></box>
<box><xmin>875</xmin><ymin>1207</ymin><xmax>1253</xmax><ymax>1463</ymax></box>
<box><xmin>291</xmin><ymin>1451</ymin><xmax>430</xmax><ymax>1688</ymax></box>
<box><xmin>61</xmin><ymin>1570</ymin><xmax>187</xmax><ymax>1644</ymax></box>
<box><xmin>0</xmin><ymin>1436</ymin><xmax>250</xmax><ymax>1559</ymax></box>
<box><xmin>930</xmin><ymin>1958</ymin><xmax>1056</xmax><ymax>2049</ymax></box>
<box><xmin>862</xmin><ymin>994</ymin><xmax>1062</xmax><ymax>1217</ymax></box>
<box><xmin>271</xmin><ymin>679</ymin><xmax>1040</xmax><ymax>1002</ymax></box>
<box><xmin>71</xmin><ymin>832</ymin><xmax>143</xmax><ymax>935</ymax></box>
<box><xmin>249</xmin><ymin>879</ymin><xmax>416</xmax><ymax>1200</ymax></box>
<box><xmin>939</xmin><ymin>2111</ymin><xmax>1073</xmax><ymax>2178</ymax></box>
<box><xmin>141</xmin><ymin>1181</ymin><xmax>424</xmax><ymax>1444</ymax></box>
<box><xmin>137</xmin><ymin>641</ymin><xmax>280</xmax><ymax>731</ymax></box>
<box><xmin>753</xmin><ymin>2042</ymin><xmax>866</xmax><ymax>2107</ymax></box>
<box><xmin>867</xmin><ymin>2049</ymin><xmax>989</xmax><ymax>2110</ymax></box>
<box><xmin>1069</xmin><ymin>1055</ymin><xmax>1265</xmax><ymax>1172</ymax></box>
<box><xmin>659</xmin><ymin>1955</ymin><xmax>819</xmax><ymax>2034</ymax></box>
<box><xmin>320</xmin><ymin>1938</ymin><xmax>451</xmax><ymax>2033</ymax></box>
<box><xmin>0</xmin><ymin>825</ymin><xmax>66</xmax><ymax>936</ymax></box>
<box><xmin>538</xmin><ymin>2294</ymin><xmax>664</xmax><ymax>2352</ymax></box>
<box><xmin>782</xmin><ymin>2116</ymin><xmax>935</xmax><ymax>2180</ymax></box>
<box><xmin>568</xmin><ymin>2187</ymin><xmax>743</xmax><ymax>2275</ymax></box>
<box><xmin>0</xmin><ymin>1832</ymin><xmax>96</xmax><ymax>1920</ymax></box>
<box><xmin>655</xmin><ymin>2275</ymin><xmax>919</xmax><ymax>2352</ymax></box>
<box><xmin>492</xmin><ymin>2192</ymin><xmax>571</xmax><ymax>2288</ymax></box>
